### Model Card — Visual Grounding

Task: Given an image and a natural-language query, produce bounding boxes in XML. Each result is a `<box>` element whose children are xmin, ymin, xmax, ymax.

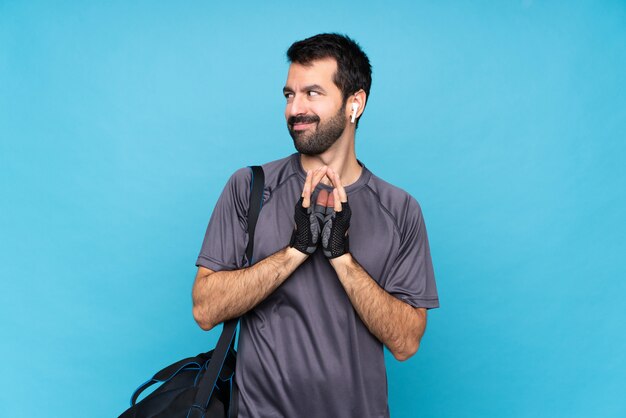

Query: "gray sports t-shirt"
<box><xmin>196</xmin><ymin>153</ymin><xmax>439</xmax><ymax>418</ymax></box>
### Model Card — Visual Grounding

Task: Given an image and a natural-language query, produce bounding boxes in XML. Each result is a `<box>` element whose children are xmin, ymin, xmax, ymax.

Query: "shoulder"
<box><xmin>363</xmin><ymin>171</ymin><xmax>424</xmax><ymax>233</ymax></box>
<box><xmin>259</xmin><ymin>153</ymin><xmax>301</xmax><ymax>191</ymax></box>
<box><xmin>226</xmin><ymin>153</ymin><xmax>299</xmax><ymax>199</ymax></box>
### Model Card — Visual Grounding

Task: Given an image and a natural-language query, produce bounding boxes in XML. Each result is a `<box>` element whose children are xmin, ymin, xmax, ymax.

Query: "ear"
<box><xmin>346</xmin><ymin>89</ymin><xmax>367</xmax><ymax>123</ymax></box>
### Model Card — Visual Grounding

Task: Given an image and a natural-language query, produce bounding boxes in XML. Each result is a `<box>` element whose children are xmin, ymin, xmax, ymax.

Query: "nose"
<box><xmin>287</xmin><ymin>93</ymin><xmax>307</xmax><ymax>118</ymax></box>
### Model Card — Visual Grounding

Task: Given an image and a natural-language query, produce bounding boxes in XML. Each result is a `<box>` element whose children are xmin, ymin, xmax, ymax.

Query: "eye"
<box><xmin>308</xmin><ymin>90</ymin><xmax>320</xmax><ymax>97</ymax></box>
<box><xmin>284</xmin><ymin>92</ymin><xmax>294</xmax><ymax>101</ymax></box>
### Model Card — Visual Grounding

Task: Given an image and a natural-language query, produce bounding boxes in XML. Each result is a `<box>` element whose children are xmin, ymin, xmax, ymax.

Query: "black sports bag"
<box><xmin>119</xmin><ymin>165</ymin><xmax>264</xmax><ymax>418</ymax></box>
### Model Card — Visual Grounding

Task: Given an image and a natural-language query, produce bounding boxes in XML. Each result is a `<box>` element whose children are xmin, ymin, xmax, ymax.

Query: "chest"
<box><xmin>252</xmin><ymin>185</ymin><xmax>400</xmax><ymax>286</ymax></box>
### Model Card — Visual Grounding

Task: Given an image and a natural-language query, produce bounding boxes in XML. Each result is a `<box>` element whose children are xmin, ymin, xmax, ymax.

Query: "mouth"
<box><xmin>288</xmin><ymin>115</ymin><xmax>320</xmax><ymax>131</ymax></box>
<box><xmin>291</xmin><ymin>121</ymin><xmax>316</xmax><ymax>131</ymax></box>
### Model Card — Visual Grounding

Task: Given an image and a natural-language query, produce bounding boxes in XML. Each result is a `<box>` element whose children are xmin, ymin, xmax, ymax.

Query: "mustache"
<box><xmin>288</xmin><ymin>115</ymin><xmax>320</xmax><ymax>125</ymax></box>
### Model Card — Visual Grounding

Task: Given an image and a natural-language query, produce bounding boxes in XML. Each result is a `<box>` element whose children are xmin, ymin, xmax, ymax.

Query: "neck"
<box><xmin>299</xmin><ymin>131</ymin><xmax>362</xmax><ymax>187</ymax></box>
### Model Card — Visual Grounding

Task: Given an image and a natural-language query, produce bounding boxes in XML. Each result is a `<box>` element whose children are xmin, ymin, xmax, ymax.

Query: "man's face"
<box><xmin>283</xmin><ymin>58</ymin><xmax>347</xmax><ymax>155</ymax></box>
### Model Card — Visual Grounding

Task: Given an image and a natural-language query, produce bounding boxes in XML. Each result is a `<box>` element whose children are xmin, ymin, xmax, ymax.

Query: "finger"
<box><xmin>332</xmin><ymin>188</ymin><xmax>342</xmax><ymax>212</ymax></box>
<box><xmin>302</xmin><ymin>166</ymin><xmax>329</xmax><ymax>208</ymax></box>
<box><xmin>326</xmin><ymin>188</ymin><xmax>335</xmax><ymax>209</ymax></box>
<box><xmin>326</xmin><ymin>167</ymin><xmax>340</xmax><ymax>188</ymax></box>
<box><xmin>301</xmin><ymin>170</ymin><xmax>313</xmax><ymax>208</ymax></box>
<box><xmin>316</xmin><ymin>188</ymin><xmax>329</xmax><ymax>207</ymax></box>
<box><xmin>310</xmin><ymin>165</ymin><xmax>328</xmax><ymax>190</ymax></box>
<box><xmin>327</xmin><ymin>167</ymin><xmax>348</xmax><ymax>202</ymax></box>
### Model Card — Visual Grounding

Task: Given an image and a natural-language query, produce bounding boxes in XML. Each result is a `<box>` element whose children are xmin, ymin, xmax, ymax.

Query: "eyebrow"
<box><xmin>282</xmin><ymin>84</ymin><xmax>328</xmax><ymax>94</ymax></box>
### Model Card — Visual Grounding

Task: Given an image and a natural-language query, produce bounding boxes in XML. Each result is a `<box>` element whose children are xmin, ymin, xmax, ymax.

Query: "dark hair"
<box><xmin>287</xmin><ymin>33</ymin><xmax>372</xmax><ymax>106</ymax></box>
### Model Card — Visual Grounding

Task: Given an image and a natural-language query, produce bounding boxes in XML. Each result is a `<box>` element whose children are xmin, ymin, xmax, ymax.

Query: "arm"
<box><xmin>321</xmin><ymin>167</ymin><xmax>428</xmax><ymax>361</ymax></box>
<box><xmin>192</xmin><ymin>247</ymin><xmax>307</xmax><ymax>330</ymax></box>
<box><xmin>330</xmin><ymin>254</ymin><xmax>427</xmax><ymax>361</ymax></box>
<box><xmin>192</xmin><ymin>166</ymin><xmax>328</xmax><ymax>331</ymax></box>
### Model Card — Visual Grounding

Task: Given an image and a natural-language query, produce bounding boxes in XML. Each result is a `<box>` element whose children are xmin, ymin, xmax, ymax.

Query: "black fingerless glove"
<box><xmin>289</xmin><ymin>197</ymin><xmax>325</xmax><ymax>255</ymax></box>
<box><xmin>321</xmin><ymin>201</ymin><xmax>351</xmax><ymax>259</ymax></box>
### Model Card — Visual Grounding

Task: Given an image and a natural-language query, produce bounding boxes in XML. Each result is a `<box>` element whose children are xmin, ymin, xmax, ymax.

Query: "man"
<box><xmin>192</xmin><ymin>33</ymin><xmax>439</xmax><ymax>417</ymax></box>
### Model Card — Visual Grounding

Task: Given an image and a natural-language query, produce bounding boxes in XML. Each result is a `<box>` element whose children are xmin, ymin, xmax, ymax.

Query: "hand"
<box><xmin>289</xmin><ymin>166</ymin><xmax>328</xmax><ymax>255</ymax></box>
<box><xmin>318</xmin><ymin>167</ymin><xmax>351</xmax><ymax>259</ymax></box>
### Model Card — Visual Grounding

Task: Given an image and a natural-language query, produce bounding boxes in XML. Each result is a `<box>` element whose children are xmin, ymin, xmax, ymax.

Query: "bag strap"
<box><xmin>130</xmin><ymin>356</ymin><xmax>203</xmax><ymax>406</ymax></box>
<box><xmin>193</xmin><ymin>165</ymin><xmax>265</xmax><ymax>411</ymax></box>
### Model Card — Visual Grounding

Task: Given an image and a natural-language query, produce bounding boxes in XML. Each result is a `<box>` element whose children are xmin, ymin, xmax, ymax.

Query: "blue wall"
<box><xmin>1</xmin><ymin>1</ymin><xmax>625</xmax><ymax>417</ymax></box>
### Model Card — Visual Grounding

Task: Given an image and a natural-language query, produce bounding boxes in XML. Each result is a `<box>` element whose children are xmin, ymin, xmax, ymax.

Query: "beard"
<box><xmin>288</xmin><ymin>104</ymin><xmax>347</xmax><ymax>156</ymax></box>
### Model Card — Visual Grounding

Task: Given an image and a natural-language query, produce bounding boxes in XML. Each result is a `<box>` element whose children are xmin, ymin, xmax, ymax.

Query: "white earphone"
<box><xmin>351</xmin><ymin>102</ymin><xmax>359</xmax><ymax>123</ymax></box>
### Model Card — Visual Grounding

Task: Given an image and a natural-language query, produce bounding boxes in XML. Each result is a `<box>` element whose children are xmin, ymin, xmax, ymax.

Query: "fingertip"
<box><xmin>333</xmin><ymin>188</ymin><xmax>342</xmax><ymax>211</ymax></box>
<box><xmin>326</xmin><ymin>189</ymin><xmax>335</xmax><ymax>208</ymax></box>
<box><xmin>317</xmin><ymin>188</ymin><xmax>329</xmax><ymax>205</ymax></box>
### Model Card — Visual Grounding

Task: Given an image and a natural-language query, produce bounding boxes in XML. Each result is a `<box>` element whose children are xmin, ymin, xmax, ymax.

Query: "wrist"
<box><xmin>286</xmin><ymin>246</ymin><xmax>309</xmax><ymax>264</ymax></box>
<box><xmin>329</xmin><ymin>252</ymin><xmax>352</xmax><ymax>269</ymax></box>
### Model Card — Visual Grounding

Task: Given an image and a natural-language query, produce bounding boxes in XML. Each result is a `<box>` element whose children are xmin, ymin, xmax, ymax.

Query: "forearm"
<box><xmin>330</xmin><ymin>254</ymin><xmax>427</xmax><ymax>361</ymax></box>
<box><xmin>192</xmin><ymin>246</ymin><xmax>307</xmax><ymax>330</ymax></box>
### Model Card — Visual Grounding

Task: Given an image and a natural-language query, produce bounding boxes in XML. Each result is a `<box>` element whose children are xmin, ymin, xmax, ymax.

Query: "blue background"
<box><xmin>1</xmin><ymin>1</ymin><xmax>625</xmax><ymax>417</ymax></box>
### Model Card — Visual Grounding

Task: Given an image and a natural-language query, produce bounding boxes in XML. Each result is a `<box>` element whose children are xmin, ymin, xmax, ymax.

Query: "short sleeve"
<box><xmin>384</xmin><ymin>197</ymin><xmax>440</xmax><ymax>309</ymax></box>
<box><xmin>195</xmin><ymin>167</ymin><xmax>252</xmax><ymax>271</ymax></box>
